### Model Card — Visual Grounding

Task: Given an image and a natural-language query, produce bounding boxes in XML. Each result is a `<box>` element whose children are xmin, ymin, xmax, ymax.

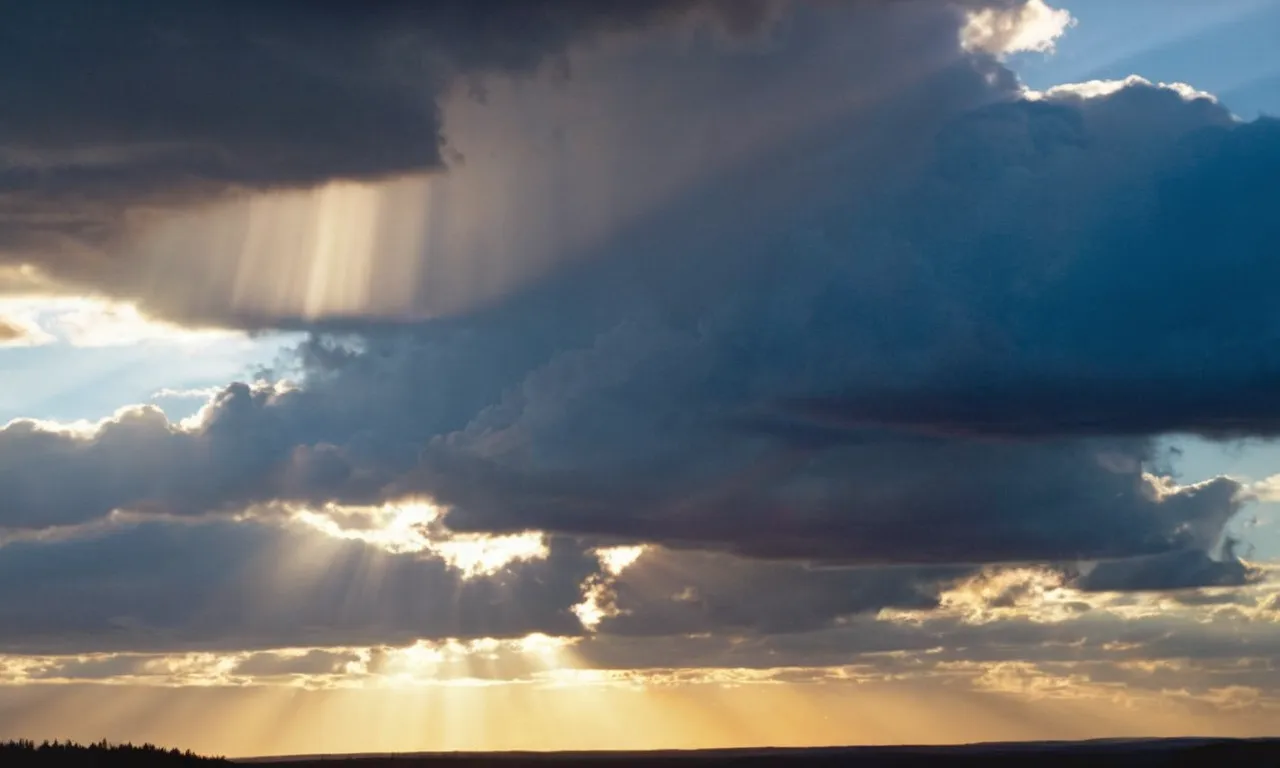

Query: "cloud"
<box><xmin>1</xmin><ymin>0</ymin><xmax>1016</xmax><ymax>327</ymax></box>
<box><xmin>0</xmin><ymin>0</ymin><xmax>775</xmax><ymax>198</ymax></box>
<box><xmin>1250</xmin><ymin>474</ymin><xmax>1280</xmax><ymax>502</ymax></box>
<box><xmin>394</xmin><ymin>80</ymin><xmax>1271</xmax><ymax>568</ymax></box>
<box><xmin>0</xmin><ymin>319</ymin><xmax>21</xmax><ymax>342</ymax></box>
<box><xmin>3</xmin><ymin>0</ymin><xmax>1278</xmax><ymax>671</ymax></box>
<box><xmin>7</xmin><ymin>1</ymin><xmax>1280</xmax><ymax>726</ymax></box>
<box><xmin>0</xmin><ymin>315</ymin><xmax>47</xmax><ymax>348</ymax></box>
<box><xmin>0</xmin><ymin>7</ymin><xmax>1271</xmax><ymax>581</ymax></box>
<box><xmin>960</xmin><ymin>0</ymin><xmax>1074</xmax><ymax>55</ymax></box>
<box><xmin>0</xmin><ymin>516</ymin><xmax>597</xmax><ymax>654</ymax></box>
<box><xmin>1074</xmin><ymin>549</ymin><xmax>1264</xmax><ymax>593</ymax></box>
<box><xmin>569</xmin><ymin>573</ymin><xmax>1280</xmax><ymax>679</ymax></box>
<box><xmin>0</xmin><ymin>0</ymin><xmax>788</xmax><ymax>326</ymax></box>
<box><xmin>1</xmin><ymin>506</ymin><xmax>1277</xmax><ymax>668</ymax></box>
<box><xmin>595</xmin><ymin>548</ymin><xmax>967</xmax><ymax>636</ymax></box>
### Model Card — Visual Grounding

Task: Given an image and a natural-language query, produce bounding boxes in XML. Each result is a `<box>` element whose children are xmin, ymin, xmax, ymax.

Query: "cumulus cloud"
<box><xmin>960</xmin><ymin>0</ymin><xmax>1074</xmax><ymax>56</ymax></box>
<box><xmin>1250</xmin><ymin>474</ymin><xmax>1280</xmax><ymax>502</ymax></box>
<box><xmin>0</xmin><ymin>516</ymin><xmax>596</xmax><ymax>654</ymax></box>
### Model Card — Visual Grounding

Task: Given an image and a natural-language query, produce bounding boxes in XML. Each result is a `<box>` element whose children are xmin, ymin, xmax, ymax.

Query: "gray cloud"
<box><xmin>0</xmin><ymin>512</ymin><xmax>964</xmax><ymax>656</ymax></box>
<box><xmin>0</xmin><ymin>1</ymin><xmax>1273</xmax><ymax>621</ymax></box>
<box><xmin>0</xmin><ymin>0</ymin><xmax>792</xmax><ymax>328</ymax></box>
<box><xmin>1074</xmin><ymin>549</ymin><xmax>1263</xmax><ymax>593</ymax></box>
<box><xmin>0</xmin><ymin>518</ymin><xmax>595</xmax><ymax>654</ymax></box>
<box><xmin>574</xmin><ymin>576</ymin><xmax>1280</xmax><ymax>672</ymax></box>
<box><xmin>0</xmin><ymin>0</ymin><xmax>776</xmax><ymax>197</ymax></box>
<box><xmin>777</xmin><ymin>90</ymin><xmax>1280</xmax><ymax>441</ymax></box>
<box><xmin>2</xmin><ymin>0</ymin><xmax>1006</xmax><ymax>328</ymax></box>
<box><xmin>598</xmin><ymin>548</ymin><xmax>967</xmax><ymax>637</ymax></box>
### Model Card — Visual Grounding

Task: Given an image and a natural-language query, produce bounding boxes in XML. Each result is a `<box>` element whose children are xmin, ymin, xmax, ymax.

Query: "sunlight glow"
<box><xmin>288</xmin><ymin>500</ymin><xmax>550</xmax><ymax>578</ymax></box>
<box><xmin>1025</xmin><ymin>75</ymin><xmax>1219</xmax><ymax>103</ymax></box>
<box><xmin>573</xmin><ymin>545</ymin><xmax>648</xmax><ymax>630</ymax></box>
<box><xmin>132</xmin><ymin>177</ymin><xmax>429</xmax><ymax>321</ymax></box>
<box><xmin>433</xmin><ymin>533</ymin><xmax>550</xmax><ymax>579</ymax></box>
<box><xmin>961</xmin><ymin>0</ymin><xmax>1074</xmax><ymax>56</ymax></box>
<box><xmin>6</xmin><ymin>672</ymin><xmax>1277</xmax><ymax>757</ymax></box>
<box><xmin>598</xmin><ymin>545</ymin><xmax>646</xmax><ymax>576</ymax></box>
<box><xmin>0</xmin><ymin>295</ymin><xmax>239</xmax><ymax>347</ymax></box>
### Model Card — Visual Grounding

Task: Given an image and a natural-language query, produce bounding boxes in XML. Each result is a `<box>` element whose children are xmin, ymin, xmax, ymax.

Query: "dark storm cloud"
<box><xmin>597</xmin><ymin>548</ymin><xmax>968</xmax><ymax>637</ymax></box>
<box><xmin>0</xmin><ymin>0</ymin><xmax>787</xmax><ymax>271</ymax></box>
<box><xmin>0</xmin><ymin>397</ymin><xmax>391</xmax><ymax>529</ymax></box>
<box><xmin>0</xmin><ymin>518</ymin><xmax>596</xmax><ymax>654</ymax></box>
<box><xmin>0</xmin><ymin>0</ymin><xmax>775</xmax><ymax>192</ymax></box>
<box><xmin>1</xmin><ymin>0</ymin><xmax>1013</xmax><ymax>330</ymax></box>
<box><xmin>405</xmin><ymin>81</ymin><xmax>1273</xmax><ymax>568</ymax></box>
<box><xmin>1074</xmin><ymin>549</ymin><xmax>1263</xmax><ymax>593</ymax></box>
<box><xmin>778</xmin><ymin>100</ymin><xmax>1280</xmax><ymax>442</ymax></box>
<box><xmin>0</xmin><ymin>79</ymin><xmax>1270</xmax><ymax>578</ymax></box>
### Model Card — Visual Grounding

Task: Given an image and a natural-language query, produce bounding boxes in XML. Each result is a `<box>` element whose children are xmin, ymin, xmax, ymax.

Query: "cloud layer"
<box><xmin>1</xmin><ymin>0</ymin><xmax>1278</xmax><ymax>695</ymax></box>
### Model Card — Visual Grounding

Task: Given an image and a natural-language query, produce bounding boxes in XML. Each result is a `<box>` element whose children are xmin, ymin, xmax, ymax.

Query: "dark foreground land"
<box><xmin>7</xmin><ymin>739</ymin><xmax>1280</xmax><ymax>767</ymax></box>
<box><xmin>246</xmin><ymin>740</ymin><xmax>1280</xmax><ymax>768</ymax></box>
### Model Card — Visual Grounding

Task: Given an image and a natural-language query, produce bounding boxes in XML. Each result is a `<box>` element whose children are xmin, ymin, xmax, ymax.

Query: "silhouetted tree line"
<box><xmin>0</xmin><ymin>739</ymin><xmax>227</xmax><ymax>767</ymax></box>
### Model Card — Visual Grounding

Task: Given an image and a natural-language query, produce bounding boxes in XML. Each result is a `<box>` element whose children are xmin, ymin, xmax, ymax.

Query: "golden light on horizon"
<box><xmin>3</xmin><ymin>671</ymin><xmax>1276</xmax><ymax>758</ymax></box>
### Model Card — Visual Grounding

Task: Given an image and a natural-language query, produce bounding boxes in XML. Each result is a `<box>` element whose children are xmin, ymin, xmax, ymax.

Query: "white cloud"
<box><xmin>961</xmin><ymin>0</ymin><xmax>1075</xmax><ymax>56</ymax></box>
<box><xmin>1027</xmin><ymin>74</ymin><xmax>1218</xmax><ymax>103</ymax></box>
<box><xmin>283</xmin><ymin>500</ymin><xmax>550</xmax><ymax>577</ymax></box>
<box><xmin>1251</xmin><ymin>475</ymin><xmax>1280</xmax><ymax>502</ymax></box>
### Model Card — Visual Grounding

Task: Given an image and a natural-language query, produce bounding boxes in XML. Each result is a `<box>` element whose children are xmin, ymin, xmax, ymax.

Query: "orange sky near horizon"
<box><xmin>1</xmin><ymin>678</ymin><xmax>1276</xmax><ymax>758</ymax></box>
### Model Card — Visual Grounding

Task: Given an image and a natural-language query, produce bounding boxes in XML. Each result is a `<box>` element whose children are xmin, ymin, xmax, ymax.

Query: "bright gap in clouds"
<box><xmin>0</xmin><ymin>294</ymin><xmax>236</xmax><ymax>348</ymax></box>
<box><xmin>0</xmin><ymin>293</ymin><xmax>299</xmax><ymax>424</ymax></box>
<box><xmin>288</xmin><ymin>500</ymin><xmax>550</xmax><ymax>578</ymax></box>
<box><xmin>1008</xmin><ymin>0</ymin><xmax>1280</xmax><ymax>117</ymax></box>
<box><xmin>574</xmin><ymin>545</ymin><xmax>648</xmax><ymax>631</ymax></box>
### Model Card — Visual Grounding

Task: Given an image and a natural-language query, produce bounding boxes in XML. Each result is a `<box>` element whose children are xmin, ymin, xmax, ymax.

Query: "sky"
<box><xmin>1</xmin><ymin>0</ymin><xmax>1279</xmax><ymax>757</ymax></box>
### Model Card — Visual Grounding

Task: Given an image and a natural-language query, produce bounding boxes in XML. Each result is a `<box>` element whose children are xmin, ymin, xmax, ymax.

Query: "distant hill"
<box><xmin>7</xmin><ymin>738</ymin><xmax>1280</xmax><ymax>767</ymax></box>
<box><xmin>1</xmin><ymin>740</ymin><xmax>228</xmax><ymax>767</ymax></box>
<box><xmin>239</xmin><ymin>739</ymin><xmax>1280</xmax><ymax>767</ymax></box>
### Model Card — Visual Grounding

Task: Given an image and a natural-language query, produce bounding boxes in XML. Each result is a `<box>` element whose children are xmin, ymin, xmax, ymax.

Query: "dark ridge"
<box><xmin>238</xmin><ymin>738</ymin><xmax>1280</xmax><ymax>767</ymax></box>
